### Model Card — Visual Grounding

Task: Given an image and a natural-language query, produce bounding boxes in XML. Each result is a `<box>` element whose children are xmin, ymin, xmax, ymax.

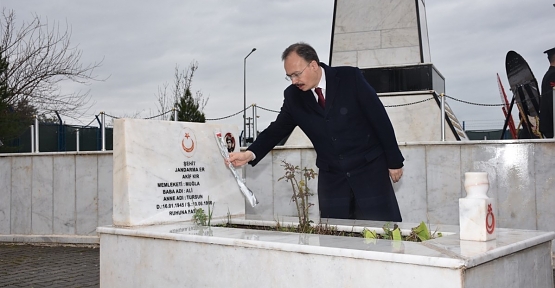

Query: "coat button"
<box><xmin>346</xmin><ymin>172</ymin><xmax>351</xmax><ymax>177</ymax></box>
<box><xmin>332</xmin><ymin>137</ymin><xmax>336</xmax><ymax>141</ymax></box>
<box><xmin>339</xmin><ymin>154</ymin><xmax>343</xmax><ymax>159</ymax></box>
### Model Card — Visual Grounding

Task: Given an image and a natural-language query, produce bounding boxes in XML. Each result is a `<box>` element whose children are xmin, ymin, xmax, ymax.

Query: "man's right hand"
<box><xmin>227</xmin><ymin>151</ymin><xmax>255</xmax><ymax>167</ymax></box>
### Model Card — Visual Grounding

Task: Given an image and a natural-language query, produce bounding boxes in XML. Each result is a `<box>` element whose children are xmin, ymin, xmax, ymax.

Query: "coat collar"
<box><xmin>320</xmin><ymin>63</ymin><xmax>338</xmax><ymax>115</ymax></box>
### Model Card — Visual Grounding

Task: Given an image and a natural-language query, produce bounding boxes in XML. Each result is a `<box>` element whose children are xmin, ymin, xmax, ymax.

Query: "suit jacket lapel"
<box><xmin>322</xmin><ymin>63</ymin><xmax>339</xmax><ymax>115</ymax></box>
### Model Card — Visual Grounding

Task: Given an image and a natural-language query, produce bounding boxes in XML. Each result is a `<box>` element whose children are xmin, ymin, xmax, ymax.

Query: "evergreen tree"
<box><xmin>173</xmin><ymin>87</ymin><xmax>206</xmax><ymax>122</ymax></box>
<box><xmin>159</xmin><ymin>61</ymin><xmax>208</xmax><ymax>123</ymax></box>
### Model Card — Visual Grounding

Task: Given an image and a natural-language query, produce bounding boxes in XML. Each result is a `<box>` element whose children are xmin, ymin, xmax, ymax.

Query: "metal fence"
<box><xmin>0</xmin><ymin>123</ymin><xmax>113</xmax><ymax>153</ymax></box>
<box><xmin>3</xmin><ymin>89</ymin><xmax>545</xmax><ymax>154</ymax></box>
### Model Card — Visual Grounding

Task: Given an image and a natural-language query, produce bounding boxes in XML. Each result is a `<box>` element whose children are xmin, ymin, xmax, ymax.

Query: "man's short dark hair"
<box><xmin>281</xmin><ymin>42</ymin><xmax>320</xmax><ymax>64</ymax></box>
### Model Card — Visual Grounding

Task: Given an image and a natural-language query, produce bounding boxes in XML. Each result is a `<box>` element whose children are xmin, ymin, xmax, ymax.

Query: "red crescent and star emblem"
<box><xmin>486</xmin><ymin>203</ymin><xmax>495</xmax><ymax>234</ymax></box>
<box><xmin>179</xmin><ymin>128</ymin><xmax>196</xmax><ymax>157</ymax></box>
<box><xmin>181</xmin><ymin>132</ymin><xmax>195</xmax><ymax>153</ymax></box>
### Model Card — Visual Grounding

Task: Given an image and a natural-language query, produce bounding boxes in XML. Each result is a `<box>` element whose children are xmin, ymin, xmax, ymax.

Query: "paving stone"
<box><xmin>0</xmin><ymin>244</ymin><xmax>99</xmax><ymax>288</ymax></box>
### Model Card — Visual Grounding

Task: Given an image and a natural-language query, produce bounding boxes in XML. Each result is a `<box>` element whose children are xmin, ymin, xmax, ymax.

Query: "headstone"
<box><xmin>112</xmin><ymin>118</ymin><xmax>245</xmax><ymax>226</ymax></box>
<box><xmin>459</xmin><ymin>172</ymin><xmax>497</xmax><ymax>241</ymax></box>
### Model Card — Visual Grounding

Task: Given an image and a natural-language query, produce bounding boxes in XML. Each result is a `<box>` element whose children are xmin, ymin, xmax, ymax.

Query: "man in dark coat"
<box><xmin>229</xmin><ymin>43</ymin><xmax>404</xmax><ymax>222</ymax></box>
<box><xmin>540</xmin><ymin>47</ymin><xmax>555</xmax><ymax>138</ymax></box>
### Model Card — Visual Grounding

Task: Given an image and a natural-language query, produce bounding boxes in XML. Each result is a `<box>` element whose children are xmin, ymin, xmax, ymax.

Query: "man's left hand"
<box><xmin>389</xmin><ymin>168</ymin><xmax>403</xmax><ymax>183</ymax></box>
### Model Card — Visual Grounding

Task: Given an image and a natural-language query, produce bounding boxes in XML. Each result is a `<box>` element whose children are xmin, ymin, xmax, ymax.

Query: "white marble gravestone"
<box><xmin>112</xmin><ymin>118</ymin><xmax>244</xmax><ymax>226</ymax></box>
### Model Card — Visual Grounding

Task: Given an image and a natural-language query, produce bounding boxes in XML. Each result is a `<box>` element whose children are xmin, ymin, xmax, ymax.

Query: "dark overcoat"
<box><xmin>247</xmin><ymin>63</ymin><xmax>404</xmax><ymax>221</ymax></box>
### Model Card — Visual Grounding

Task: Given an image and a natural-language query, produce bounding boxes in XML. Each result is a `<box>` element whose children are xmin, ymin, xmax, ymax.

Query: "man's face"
<box><xmin>284</xmin><ymin>52</ymin><xmax>319</xmax><ymax>91</ymax></box>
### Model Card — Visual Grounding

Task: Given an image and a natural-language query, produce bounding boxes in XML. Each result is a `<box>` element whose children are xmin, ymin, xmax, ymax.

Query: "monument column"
<box><xmin>330</xmin><ymin>0</ymin><xmax>431</xmax><ymax>68</ymax></box>
<box><xmin>328</xmin><ymin>0</ymin><xmax>467</xmax><ymax>141</ymax></box>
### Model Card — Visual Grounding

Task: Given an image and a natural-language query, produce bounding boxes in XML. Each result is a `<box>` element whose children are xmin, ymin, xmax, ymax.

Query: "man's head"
<box><xmin>282</xmin><ymin>43</ymin><xmax>322</xmax><ymax>91</ymax></box>
<box><xmin>544</xmin><ymin>47</ymin><xmax>555</xmax><ymax>65</ymax></box>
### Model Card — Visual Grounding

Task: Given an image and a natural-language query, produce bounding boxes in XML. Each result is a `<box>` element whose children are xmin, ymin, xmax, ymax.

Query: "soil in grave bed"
<box><xmin>215</xmin><ymin>222</ymin><xmax>428</xmax><ymax>242</ymax></box>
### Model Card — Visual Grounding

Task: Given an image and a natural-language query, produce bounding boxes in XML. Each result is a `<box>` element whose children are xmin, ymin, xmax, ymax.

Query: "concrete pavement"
<box><xmin>0</xmin><ymin>244</ymin><xmax>99</xmax><ymax>288</ymax></box>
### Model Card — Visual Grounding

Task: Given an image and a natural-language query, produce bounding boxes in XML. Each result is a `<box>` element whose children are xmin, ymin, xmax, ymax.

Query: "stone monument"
<box><xmin>329</xmin><ymin>0</ymin><xmax>467</xmax><ymax>142</ymax></box>
<box><xmin>112</xmin><ymin>118</ymin><xmax>245</xmax><ymax>226</ymax></box>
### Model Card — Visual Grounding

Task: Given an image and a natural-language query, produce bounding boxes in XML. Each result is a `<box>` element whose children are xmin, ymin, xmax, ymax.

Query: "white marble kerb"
<box><xmin>112</xmin><ymin>119</ymin><xmax>244</xmax><ymax>226</ymax></box>
<box><xmin>97</xmin><ymin>220</ymin><xmax>554</xmax><ymax>269</ymax></box>
<box><xmin>97</xmin><ymin>220</ymin><xmax>555</xmax><ymax>287</ymax></box>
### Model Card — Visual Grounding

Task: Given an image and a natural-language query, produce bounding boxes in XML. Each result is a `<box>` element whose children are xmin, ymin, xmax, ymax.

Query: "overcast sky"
<box><xmin>3</xmin><ymin>0</ymin><xmax>555</xmax><ymax>132</ymax></box>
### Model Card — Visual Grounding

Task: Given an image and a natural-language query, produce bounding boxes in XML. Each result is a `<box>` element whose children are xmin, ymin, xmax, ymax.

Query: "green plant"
<box><xmin>192</xmin><ymin>196</ymin><xmax>214</xmax><ymax>226</ymax></box>
<box><xmin>207</xmin><ymin>196</ymin><xmax>214</xmax><ymax>226</ymax></box>
<box><xmin>192</xmin><ymin>208</ymin><xmax>207</xmax><ymax>226</ymax></box>
<box><xmin>278</xmin><ymin>160</ymin><xmax>317</xmax><ymax>233</ymax></box>
<box><xmin>362</xmin><ymin>221</ymin><xmax>442</xmax><ymax>242</ymax></box>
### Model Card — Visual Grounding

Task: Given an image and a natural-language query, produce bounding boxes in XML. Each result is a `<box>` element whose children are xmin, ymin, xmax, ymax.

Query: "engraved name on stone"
<box><xmin>155</xmin><ymin>160</ymin><xmax>212</xmax><ymax>216</ymax></box>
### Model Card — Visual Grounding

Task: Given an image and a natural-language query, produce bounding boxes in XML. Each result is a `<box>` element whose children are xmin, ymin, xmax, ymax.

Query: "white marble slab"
<box><xmin>271</xmin><ymin>149</ymin><xmax>302</xmax><ymax>218</ymax></box>
<box><xmin>332</xmin><ymin>0</ymin><xmax>430</xmax><ymax>67</ymax></box>
<box><xmin>76</xmin><ymin>155</ymin><xmax>98</xmax><ymax>235</ymax></box>
<box><xmin>97</xmin><ymin>220</ymin><xmax>555</xmax><ymax>288</ymax></box>
<box><xmin>357</xmin><ymin>46</ymin><xmax>422</xmax><ymax>68</ymax></box>
<box><xmin>381</xmin><ymin>28</ymin><xmax>419</xmax><ymax>49</ymax></box>
<box><xmin>31</xmin><ymin>156</ymin><xmax>53</xmax><ymax>234</ymax></box>
<box><xmin>426</xmin><ymin>145</ymin><xmax>462</xmax><ymax>225</ymax></box>
<box><xmin>11</xmin><ymin>157</ymin><xmax>32</xmax><ymax>234</ymax></box>
<box><xmin>98</xmin><ymin>220</ymin><xmax>554</xmax><ymax>269</ymax></box>
<box><xmin>382</xmin><ymin>92</ymin><xmax>461</xmax><ymax>142</ymax></box>
<box><xmin>245</xmin><ymin>153</ymin><xmax>274</xmax><ymax>219</ymax></box>
<box><xmin>0</xmin><ymin>157</ymin><xmax>11</xmax><ymax>234</ymax></box>
<box><xmin>460</xmin><ymin>144</ymin><xmax>536</xmax><ymax>229</ymax></box>
<box><xmin>394</xmin><ymin>145</ymin><xmax>427</xmax><ymax>222</ymax></box>
<box><xmin>53</xmin><ymin>155</ymin><xmax>76</xmax><ymax>235</ymax></box>
<box><xmin>332</xmin><ymin>31</ymin><xmax>381</xmax><ymax>52</ymax></box>
<box><xmin>329</xmin><ymin>51</ymin><xmax>357</xmax><ymax>67</ymax></box>
<box><xmin>112</xmin><ymin>119</ymin><xmax>244</xmax><ymax>226</ymax></box>
<box><xmin>534</xmin><ymin>142</ymin><xmax>555</xmax><ymax>235</ymax></box>
<box><xmin>97</xmin><ymin>154</ymin><xmax>113</xmax><ymax>226</ymax></box>
<box><xmin>334</xmin><ymin>0</ymin><xmax>416</xmax><ymax>33</ymax></box>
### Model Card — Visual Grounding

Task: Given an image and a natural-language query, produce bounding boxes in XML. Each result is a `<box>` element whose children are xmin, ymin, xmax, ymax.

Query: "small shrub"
<box><xmin>192</xmin><ymin>208</ymin><xmax>207</xmax><ymax>226</ymax></box>
<box><xmin>278</xmin><ymin>160</ymin><xmax>317</xmax><ymax>233</ymax></box>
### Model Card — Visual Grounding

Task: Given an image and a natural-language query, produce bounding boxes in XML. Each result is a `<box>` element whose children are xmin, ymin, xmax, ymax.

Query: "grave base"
<box><xmin>97</xmin><ymin>220</ymin><xmax>554</xmax><ymax>288</ymax></box>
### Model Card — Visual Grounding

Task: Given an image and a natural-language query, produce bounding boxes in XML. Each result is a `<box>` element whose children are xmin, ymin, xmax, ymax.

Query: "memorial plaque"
<box><xmin>112</xmin><ymin>119</ymin><xmax>244</xmax><ymax>226</ymax></box>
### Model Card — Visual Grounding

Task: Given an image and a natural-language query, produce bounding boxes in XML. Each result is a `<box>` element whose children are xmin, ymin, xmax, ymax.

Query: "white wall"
<box><xmin>0</xmin><ymin>152</ymin><xmax>112</xmax><ymax>244</ymax></box>
<box><xmin>1</xmin><ymin>140</ymin><xmax>555</xmax><ymax>245</ymax></box>
<box><xmin>245</xmin><ymin>140</ymin><xmax>555</xmax><ymax>238</ymax></box>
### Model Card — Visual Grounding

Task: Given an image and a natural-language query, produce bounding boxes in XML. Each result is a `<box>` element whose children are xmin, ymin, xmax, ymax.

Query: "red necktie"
<box><xmin>315</xmin><ymin>87</ymin><xmax>325</xmax><ymax>109</ymax></box>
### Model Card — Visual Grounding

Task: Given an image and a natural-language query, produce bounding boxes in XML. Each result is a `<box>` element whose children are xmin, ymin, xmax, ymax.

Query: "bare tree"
<box><xmin>0</xmin><ymin>8</ymin><xmax>103</xmax><ymax>119</ymax></box>
<box><xmin>156</xmin><ymin>61</ymin><xmax>208</xmax><ymax>121</ymax></box>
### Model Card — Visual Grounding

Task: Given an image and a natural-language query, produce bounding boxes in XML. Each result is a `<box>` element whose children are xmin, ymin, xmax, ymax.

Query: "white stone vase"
<box><xmin>463</xmin><ymin>172</ymin><xmax>489</xmax><ymax>199</ymax></box>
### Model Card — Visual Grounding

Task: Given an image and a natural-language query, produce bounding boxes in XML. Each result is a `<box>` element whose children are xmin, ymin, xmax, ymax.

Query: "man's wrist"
<box><xmin>247</xmin><ymin>150</ymin><xmax>256</xmax><ymax>161</ymax></box>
